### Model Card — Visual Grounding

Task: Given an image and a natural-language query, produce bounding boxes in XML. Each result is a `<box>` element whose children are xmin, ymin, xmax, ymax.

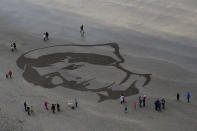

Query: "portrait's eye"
<box><xmin>62</xmin><ymin>64</ymin><xmax>84</xmax><ymax>70</ymax></box>
<box><xmin>76</xmin><ymin>77</ymin><xmax>82</xmax><ymax>79</ymax></box>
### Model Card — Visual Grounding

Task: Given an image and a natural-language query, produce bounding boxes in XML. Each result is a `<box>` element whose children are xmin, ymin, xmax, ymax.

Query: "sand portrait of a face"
<box><xmin>17</xmin><ymin>43</ymin><xmax>151</xmax><ymax>102</ymax></box>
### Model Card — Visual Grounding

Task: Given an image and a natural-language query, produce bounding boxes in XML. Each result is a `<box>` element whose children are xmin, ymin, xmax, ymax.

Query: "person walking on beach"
<box><xmin>142</xmin><ymin>98</ymin><xmax>145</xmax><ymax>107</ymax></box>
<box><xmin>44</xmin><ymin>102</ymin><xmax>48</xmax><ymax>110</ymax></box>
<box><xmin>154</xmin><ymin>100</ymin><xmax>157</xmax><ymax>111</ymax></box>
<box><xmin>120</xmin><ymin>95</ymin><xmax>123</xmax><ymax>104</ymax></box>
<box><xmin>57</xmin><ymin>103</ymin><xmax>60</xmax><ymax>112</ymax></box>
<box><xmin>124</xmin><ymin>106</ymin><xmax>128</xmax><ymax>113</ymax></box>
<box><xmin>24</xmin><ymin>101</ymin><xmax>27</xmax><ymax>111</ymax></box>
<box><xmin>142</xmin><ymin>95</ymin><xmax>146</xmax><ymax>107</ymax></box>
<box><xmin>154</xmin><ymin>99</ymin><xmax>161</xmax><ymax>111</ymax></box>
<box><xmin>30</xmin><ymin>106</ymin><xmax>33</xmax><ymax>112</ymax></box>
<box><xmin>158</xmin><ymin>100</ymin><xmax>161</xmax><ymax>112</ymax></box>
<box><xmin>51</xmin><ymin>104</ymin><xmax>55</xmax><ymax>113</ymax></box>
<box><xmin>133</xmin><ymin>102</ymin><xmax>136</xmax><ymax>110</ymax></box>
<box><xmin>27</xmin><ymin>106</ymin><xmax>30</xmax><ymax>115</ymax></box>
<box><xmin>143</xmin><ymin>95</ymin><xmax>146</xmax><ymax>100</ymax></box>
<box><xmin>161</xmin><ymin>98</ymin><xmax>165</xmax><ymax>109</ymax></box>
<box><xmin>187</xmin><ymin>92</ymin><xmax>191</xmax><ymax>103</ymax></box>
<box><xmin>177</xmin><ymin>93</ymin><xmax>180</xmax><ymax>101</ymax></box>
<box><xmin>75</xmin><ymin>98</ymin><xmax>78</xmax><ymax>108</ymax></box>
<box><xmin>139</xmin><ymin>96</ymin><xmax>142</xmax><ymax>108</ymax></box>
<box><xmin>80</xmin><ymin>25</ymin><xmax>84</xmax><ymax>33</ymax></box>
<box><xmin>43</xmin><ymin>33</ymin><xmax>46</xmax><ymax>41</ymax></box>
<box><xmin>80</xmin><ymin>24</ymin><xmax>85</xmax><ymax>37</ymax></box>
<box><xmin>8</xmin><ymin>70</ymin><xmax>12</xmax><ymax>78</ymax></box>
<box><xmin>123</xmin><ymin>95</ymin><xmax>125</xmax><ymax>103</ymax></box>
<box><xmin>10</xmin><ymin>43</ymin><xmax>14</xmax><ymax>52</ymax></box>
<box><xmin>45</xmin><ymin>32</ymin><xmax>49</xmax><ymax>40</ymax></box>
<box><xmin>13</xmin><ymin>43</ymin><xmax>16</xmax><ymax>50</ymax></box>
<box><xmin>6</xmin><ymin>73</ymin><xmax>8</xmax><ymax>79</ymax></box>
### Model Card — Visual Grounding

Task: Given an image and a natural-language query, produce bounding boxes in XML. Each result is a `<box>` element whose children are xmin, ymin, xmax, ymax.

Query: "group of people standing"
<box><xmin>43</xmin><ymin>32</ymin><xmax>49</xmax><ymax>41</ymax></box>
<box><xmin>120</xmin><ymin>91</ymin><xmax>191</xmax><ymax>113</ymax></box>
<box><xmin>120</xmin><ymin>94</ymin><xmax>126</xmax><ymax>104</ymax></box>
<box><xmin>120</xmin><ymin>94</ymin><xmax>129</xmax><ymax>112</ymax></box>
<box><xmin>6</xmin><ymin>70</ymin><xmax>12</xmax><ymax>79</ymax></box>
<box><xmin>24</xmin><ymin>102</ymin><xmax>34</xmax><ymax>115</ymax></box>
<box><xmin>23</xmin><ymin>99</ymin><xmax>78</xmax><ymax>116</ymax></box>
<box><xmin>10</xmin><ymin>42</ymin><xmax>17</xmax><ymax>52</ymax></box>
<box><xmin>138</xmin><ymin>95</ymin><xmax>146</xmax><ymax>108</ymax></box>
<box><xmin>44</xmin><ymin>102</ymin><xmax>61</xmax><ymax>113</ymax></box>
<box><xmin>154</xmin><ymin>98</ymin><xmax>165</xmax><ymax>112</ymax></box>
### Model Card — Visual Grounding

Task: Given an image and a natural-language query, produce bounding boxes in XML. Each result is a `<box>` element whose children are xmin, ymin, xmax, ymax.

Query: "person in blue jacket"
<box><xmin>187</xmin><ymin>92</ymin><xmax>191</xmax><ymax>103</ymax></box>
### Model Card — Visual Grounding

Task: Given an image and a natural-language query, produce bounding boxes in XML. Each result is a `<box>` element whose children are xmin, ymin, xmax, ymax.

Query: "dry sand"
<box><xmin>0</xmin><ymin>0</ymin><xmax>197</xmax><ymax>131</ymax></box>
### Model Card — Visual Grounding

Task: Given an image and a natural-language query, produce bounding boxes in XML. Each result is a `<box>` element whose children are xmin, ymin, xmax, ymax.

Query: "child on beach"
<box><xmin>133</xmin><ymin>102</ymin><xmax>136</xmax><ymax>110</ymax></box>
<box><xmin>124</xmin><ymin>106</ymin><xmax>128</xmax><ymax>113</ymax></box>
<box><xmin>30</xmin><ymin>106</ymin><xmax>34</xmax><ymax>113</ymax></box>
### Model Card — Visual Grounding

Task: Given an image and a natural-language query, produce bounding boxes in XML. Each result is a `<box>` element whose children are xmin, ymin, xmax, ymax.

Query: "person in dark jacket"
<box><xmin>161</xmin><ymin>98</ymin><xmax>165</xmax><ymax>109</ymax></box>
<box><xmin>142</xmin><ymin>97</ymin><xmax>146</xmax><ymax>107</ymax></box>
<box><xmin>124</xmin><ymin>106</ymin><xmax>128</xmax><ymax>113</ymax></box>
<box><xmin>80</xmin><ymin>25</ymin><xmax>85</xmax><ymax>37</ymax></box>
<box><xmin>139</xmin><ymin>96</ymin><xmax>142</xmax><ymax>108</ymax></box>
<box><xmin>51</xmin><ymin>104</ymin><xmax>55</xmax><ymax>113</ymax></box>
<box><xmin>27</xmin><ymin>106</ymin><xmax>30</xmax><ymax>115</ymax></box>
<box><xmin>177</xmin><ymin>93</ymin><xmax>180</xmax><ymax>101</ymax></box>
<box><xmin>57</xmin><ymin>103</ymin><xmax>60</xmax><ymax>112</ymax></box>
<box><xmin>75</xmin><ymin>98</ymin><xmax>78</xmax><ymax>108</ymax></box>
<box><xmin>154</xmin><ymin>100</ymin><xmax>158</xmax><ymax>111</ymax></box>
<box><xmin>45</xmin><ymin>32</ymin><xmax>49</xmax><ymax>40</ymax></box>
<box><xmin>6</xmin><ymin>74</ymin><xmax>8</xmax><ymax>79</ymax></box>
<box><xmin>24</xmin><ymin>101</ymin><xmax>27</xmax><ymax>111</ymax></box>
<box><xmin>80</xmin><ymin>25</ymin><xmax>84</xmax><ymax>33</ymax></box>
<box><xmin>158</xmin><ymin>100</ymin><xmax>161</xmax><ymax>112</ymax></box>
<box><xmin>13</xmin><ymin>43</ymin><xmax>16</xmax><ymax>50</ymax></box>
<box><xmin>154</xmin><ymin>99</ymin><xmax>161</xmax><ymax>111</ymax></box>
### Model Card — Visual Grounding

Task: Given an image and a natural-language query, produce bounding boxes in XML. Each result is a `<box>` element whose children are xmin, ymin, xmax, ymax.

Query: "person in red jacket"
<box><xmin>8</xmin><ymin>70</ymin><xmax>12</xmax><ymax>78</ymax></box>
<box><xmin>44</xmin><ymin>102</ymin><xmax>48</xmax><ymax>110</ymax></box>
<box><xmin>143</xmin><ymin>95</ymin><xmax>146</xmax><ymax>100</ymax></box>
<box><xmin>123</xmin><ymin>96</ymin><xmax>125</xmax><ymax>103</ymax></box>
<box><xmin>133</xmin><ymin>102</ymin><xmax>136</xmax><ymax>110</ymax></box>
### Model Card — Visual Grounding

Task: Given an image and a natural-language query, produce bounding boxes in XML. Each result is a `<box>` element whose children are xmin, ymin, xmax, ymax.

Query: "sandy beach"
<box><xmin>0</xmin><ymin>0</ymin><xmax>197</xmax><ymax>130</ymax></box>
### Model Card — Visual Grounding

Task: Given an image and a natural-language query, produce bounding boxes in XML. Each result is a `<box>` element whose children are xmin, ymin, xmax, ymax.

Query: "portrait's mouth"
<box><xmin>17</xmin><ymin>43</ymin><xmax>151</xmax><ymax>102</ymax></box>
